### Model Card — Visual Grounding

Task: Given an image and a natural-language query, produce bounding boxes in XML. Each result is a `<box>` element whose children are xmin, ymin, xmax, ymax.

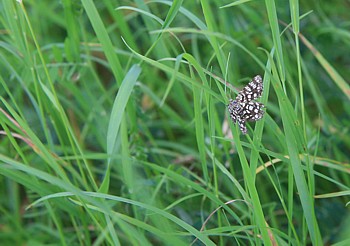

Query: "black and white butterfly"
<box><xmin>227</xmin><ymin>75</ymin><xmax>265</xmax><ymax>134</ymax></box>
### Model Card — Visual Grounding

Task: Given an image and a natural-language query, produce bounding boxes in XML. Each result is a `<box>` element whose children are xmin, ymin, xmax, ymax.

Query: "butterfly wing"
<box><xmin>227</xmin><ymin>75</ymin><xmax>265</xmax><ymax>134</ymax></box>
<box><xmin>237</xmin><ymin>117</ymin><xmax>247</xmax><ymax>134</ymax></box>
<box><xmin>235</xmin><ymin>75</ymin><xmax>263</xmax><ymax>103</ymax></box>
<box><xmin>227</xmin><ymin>99</ymin><xmax>242</xmax><ymax>123</ymax></box>
<box><xmin>241</xmin><ymin>101</ymin><xmax>265</xmax><ymax>122</ymax></box>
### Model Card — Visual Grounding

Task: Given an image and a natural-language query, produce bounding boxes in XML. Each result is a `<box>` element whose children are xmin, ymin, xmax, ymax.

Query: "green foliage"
<box><xmin>0</xmin><ymin>0</ymin><xmax>349</xmax><ymax>245</ymax></box>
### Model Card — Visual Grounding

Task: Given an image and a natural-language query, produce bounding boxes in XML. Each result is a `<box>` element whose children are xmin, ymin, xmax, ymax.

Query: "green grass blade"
<box><xmin>265</xmin><ymin>0</ymin><xmax>285</xmax><ymax>83</ymax></box>
<box><xmin>266</xmin><ymin>51</ymin><xmax>323</xmax><ymax>245</ymax></box>
<box><xmin>81</xmin><ymin>0</ymin><xmax>124</xmax><ymax>84</ymax></box>
<box><xmin>299</xmin><ymin>34</ymin><xmax>350</xmax><ymax>100</ymax></box>
<box><xmin>100</xmin><ymin>64</ymin><xmax>141</xmax><ymax>193</ymax></box>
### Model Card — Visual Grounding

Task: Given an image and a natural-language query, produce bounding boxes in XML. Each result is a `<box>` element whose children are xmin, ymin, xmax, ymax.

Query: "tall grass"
<box><xmin>1</xmin><ymin>0</ymin><xmax>349</xmax><ymax>245</ymax></box>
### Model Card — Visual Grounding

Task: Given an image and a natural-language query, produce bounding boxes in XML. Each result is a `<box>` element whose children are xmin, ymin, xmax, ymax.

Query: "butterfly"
<box><xmin>227</xmin><ymin>75</ymin><xmax>265</xmax><ymax>134</ymax></box>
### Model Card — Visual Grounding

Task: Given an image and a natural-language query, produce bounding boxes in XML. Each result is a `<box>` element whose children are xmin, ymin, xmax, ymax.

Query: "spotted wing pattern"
<box><xmin>227</xmin><ymin>75</ymin><xmax>265</xmax><ymax>134</ymax></box>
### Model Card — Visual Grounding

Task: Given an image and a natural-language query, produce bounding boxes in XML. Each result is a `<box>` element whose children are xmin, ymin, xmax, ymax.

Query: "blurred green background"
<box><xmin>0</xmin><ymin>0</ymin><xmax>349</xmax><ymax>245</ymax></box>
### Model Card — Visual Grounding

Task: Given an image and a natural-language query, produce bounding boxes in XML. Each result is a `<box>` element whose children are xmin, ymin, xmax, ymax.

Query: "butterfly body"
<box><xmin>227</xmin><ymin>75</ymin><xmax>265</xmax><ymax>134</ymax></box>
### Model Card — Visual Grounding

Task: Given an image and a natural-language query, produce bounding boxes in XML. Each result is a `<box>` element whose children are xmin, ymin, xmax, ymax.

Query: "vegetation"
<box><xmin>1</xmin><ymin>0</ymin><xmax>349</xmax><ymax>245</ymax></box>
